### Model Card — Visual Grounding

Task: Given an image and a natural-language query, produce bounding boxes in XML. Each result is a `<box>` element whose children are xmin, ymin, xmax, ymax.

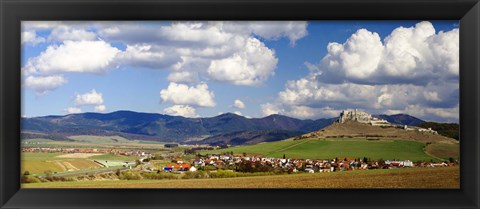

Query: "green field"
<box><xmin>22</xmin><ymin>166</ymin><xmax>459</xmax><ymax>189</ymax></box>
<box><xmin>425</xmin><ymin>143</ymin><xmax>459</xmax><ymax>159</ymax></box>
<box><xmin>22</xmin><ymin>135</ymin><xmax>167</xmax><ymax>150</ymax></box>
<box><xmin>68</xmin><ymin>135</ymin><xmax>133</xmax><ymax>144</ymax></box>
<box><xmin>21</xmin><ymin>152</ymin><xmax>102</xmax><ymax>175</ymax></box>
<box><xmin>21</xmin><ymin>153</ymin><xmax>64</xmax><ymax>174</ymax></box>
<box><xmin>21</xmin><ymin>135</ymin><xmax>171</xmax><ymax>175</ymax></box>
<box><xmin>89</xmin><ymin>154</ymin><xmax>139</xmax><ymax>161</ymax></box>
<box><xmin>23</xmin><ymin>138</ymin><xmax>56</xmax><ymax>143</ymax></box>
<box><xmin>21</xmin><ymin>161</ymin><xmax>64</xmax><ymax>175</ymax></box>
<box><xmin>202</xmin><ymin>138</ymin><xmax>442</xmax><ymax>161</ymax></box>
<box><xmin>22</xmin><ymin>152</ymin><xmax>64</xmax><ymax>161</ymax></box>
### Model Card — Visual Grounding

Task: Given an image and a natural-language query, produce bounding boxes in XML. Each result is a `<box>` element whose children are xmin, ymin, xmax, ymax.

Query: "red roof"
<box><xmin>166</xmin><ymin>163</ymin><xmax>191</xmax><ymax>169</ymax></box>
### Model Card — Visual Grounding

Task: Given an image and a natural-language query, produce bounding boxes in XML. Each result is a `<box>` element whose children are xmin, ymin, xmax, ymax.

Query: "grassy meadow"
<box><xmin>88</xmin><ymin>154</ymin><xmax>139</xmax><ymax>161</ymax></box>
<box><xmin>22</xmin><ymin>166</ymin><xmax>459</xmax><ymax>189</ymax></box>
<box><xmin>21</xmin><ymin>152</ymin><xmax>102</xmax><ymax>175</ymax></box>
<box><xmin>201</xmin><ymin>138</ymin><xmax>448</xmax><ymax>161</ymax></box>
<box><xmin>21</xmin><ymin>152</ymin><xmax>138</xmax><ymax>175</ymax></box>
<box><xmin>425</xmin><ymin>143</ymin><xmax>460</xmax><ymax>159</ymax></box>
<box><xmin>22</xmin><ymin>135</ymin><xmax>166</xmax><ymax>150</ymax></box>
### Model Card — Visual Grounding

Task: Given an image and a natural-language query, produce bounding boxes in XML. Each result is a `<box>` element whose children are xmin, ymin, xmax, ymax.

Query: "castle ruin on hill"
<box><xmin>336</xmin><ymin>109</ymin><xmax>438</xmax><ymax>134</ymax></box>
<box><xmin>337</xmin><ymin>109</ymin><xmax>391</xmax><ymax>127</ymax></box>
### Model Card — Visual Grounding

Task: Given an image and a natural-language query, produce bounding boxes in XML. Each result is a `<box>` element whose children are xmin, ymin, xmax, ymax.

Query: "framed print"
<box><xmin>1</xmin><ymin>0</ymin><xmax>479</xmax><ymax>208</ymax></box>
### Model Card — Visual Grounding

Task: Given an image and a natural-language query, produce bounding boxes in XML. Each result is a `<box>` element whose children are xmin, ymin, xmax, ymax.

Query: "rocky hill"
<box><xmin>298</xmin><ymin>120</ymin><xmax>458</xmax><ymax>144</ymax></box>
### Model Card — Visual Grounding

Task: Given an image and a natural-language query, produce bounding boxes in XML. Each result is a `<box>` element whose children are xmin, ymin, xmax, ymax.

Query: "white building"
<box><xmin>384</xmin><ymin>160</ymin><xmax>414</xmax><ymax>167</ymax></box>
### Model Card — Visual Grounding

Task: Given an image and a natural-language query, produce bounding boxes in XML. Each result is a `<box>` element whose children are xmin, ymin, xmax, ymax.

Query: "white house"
<box><xmin>385</xmin><ymin>160</ymin><xmax>414</xmax><ymax>167</ymax></box>
<box><xmin>305</xmin><ymin>168</ymin><xmax>315</xmax><ymax>173</ymax></box>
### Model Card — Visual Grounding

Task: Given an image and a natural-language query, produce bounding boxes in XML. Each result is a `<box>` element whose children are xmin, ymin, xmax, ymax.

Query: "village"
<box><xmin>158</xmin><ymin>153</ymin><xmax>458</xmax><ymax>174</ymax></box>
<box><xmin>21</xmin><ymin>145</ymin><xmax>458</xmax><ymax>178</ymax></box>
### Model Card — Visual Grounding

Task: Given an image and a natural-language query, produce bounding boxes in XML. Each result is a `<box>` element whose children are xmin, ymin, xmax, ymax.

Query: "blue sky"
<box><xmin>21</xmin><ymin>21</ymin><xmax>459</xmax><ymax>122</ymax></box>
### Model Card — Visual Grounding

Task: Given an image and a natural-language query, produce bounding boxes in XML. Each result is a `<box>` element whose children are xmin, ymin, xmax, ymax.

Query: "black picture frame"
<box><xmin>1</xmin><ymin>0</ymin><xmax>479</xmax><ymax>208</ymax></box>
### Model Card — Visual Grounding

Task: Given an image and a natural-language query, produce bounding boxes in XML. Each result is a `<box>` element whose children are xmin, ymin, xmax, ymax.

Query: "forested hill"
<box><xmin>22</xmin><ymin>110</ymin><xmax>445</xmax><ymax>144</ymax></box>
<box><xmin>418</xmin><ymin>122</ymin><xmax>459</xmax><ymax>140</ymax></box>
<box><xmin>21</xmin><ymin>111</ymin><xmax>336</xmax><ymax>143</ymax></box>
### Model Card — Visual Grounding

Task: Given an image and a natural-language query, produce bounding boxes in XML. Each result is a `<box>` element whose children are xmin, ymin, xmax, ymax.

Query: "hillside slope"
<box><xmin>196</xmin><ymin>130</ymin><xmax>305</xmax><ymax>146</ymax></box>
<box><xmin>301</xmin><ymin>121</ymin><xmax>457</xmax><ymax>144</ymax></box>
<box><xmin>418</xmin><ymin>122</ymin><xmax>459</xmax><ymax>140</ymax></box>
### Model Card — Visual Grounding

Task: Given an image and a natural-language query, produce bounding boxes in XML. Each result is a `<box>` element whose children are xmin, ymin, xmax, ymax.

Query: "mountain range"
<box><xmin>21</xmin><ymin>110</ymin><xmax>427</xmax><ymax>145</ymax></box>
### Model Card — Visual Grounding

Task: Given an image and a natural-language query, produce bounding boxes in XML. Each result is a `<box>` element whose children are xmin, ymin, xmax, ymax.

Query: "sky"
<box><xmin>21</xmin><ymin>21</ymin><xmax>459</xmax><ymax>122</ymax></box>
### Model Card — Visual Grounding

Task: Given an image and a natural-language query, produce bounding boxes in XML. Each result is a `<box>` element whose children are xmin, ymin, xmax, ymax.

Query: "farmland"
<box><xmin>425</xmin><ymin>143</ymin><xmax>460</xmax><ymax>159</ymax></box>
<box><xmin>21</xmin><ymin>151</ymin><xmax>140</xmax><ymax>175</ymax></box>
<box><xmin>201</xmin><ymin>138</ymin><xmax>448</xmax><ymax>162</ymax></box>
<box><xmin>20</xmin><ymin>133</ymin><xmax>459</xmax><ymax>189</ymax></box>
<box><xmin>22</xmin><ymin>166</ymin><xmax>459</xmax><ymax>188</ymax></box>
<box><xmin>88</xmin><ymin>154</ymin><xmax>139</xmax><ymax>161</ymax></box>
<box><xmin>21</xmin><ymin>134</ymin><xmax>183</xmax><ymax>177</ymax></box>
<box><xmin>21</xmin><ymin>152</ymin><xmax>103</xmax><ymax>175</ymax></box>
<box><xmin>22</xmin><ymin>135</ymin><xmax>167</xmax><ymax>150</ymax></box>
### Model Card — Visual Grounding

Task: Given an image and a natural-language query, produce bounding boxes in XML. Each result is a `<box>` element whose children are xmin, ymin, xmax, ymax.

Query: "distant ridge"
<box><xmin>21</xmin><ymin>111</ymin><xmax>336</xmax><ymax>143</ymax></box>
<box><xmin>21</xmin><ymin>110</ymin><xmax>445</xmax><ymax>145</ymax></box>
<box><xmin>374</xmin><ymin>114</ymin><xmax>425</xmax><ymax>126</ymax></box>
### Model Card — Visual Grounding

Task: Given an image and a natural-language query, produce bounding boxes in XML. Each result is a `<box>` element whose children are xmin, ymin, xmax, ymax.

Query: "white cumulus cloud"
<box><xmin>315</xmin><ymin>21</ymin><xmax>459</xmax><ymax>85</ymax></box>
<box><xmin>66</xmin><ymin>89</ymin><xmax>107</xmax><ymax>113</ymax></box>
<box><xmin>167</xmin><ymin>71</ymin><xmax>199</xmax><ymax>83</ymax></box>
<box><xmin>207</xmin><ymin>37</ymin><xmax>278</xmax><ymax>86</ymax></box>
<box><xmin>264</xmin><ymin>21</ymin><xmax>459</xmax><ymax>122</ymax></box>
<box><xmin>22</xmin><ymin>31</ymin><xmax>45</xmax><ymax>46</ymax></box>
<box><xmin>23</xmin><ymin>75</ymin><xmax>68</xmax><ymax>95</ymax></box>
<box><xmin>74</xmin><ymin>89</ymin><xmax>104</xmax><ymax>106</ymax></box>
<box><xmin>160</xmin><ymin>82</ymin><xmax>215</xmax><ymax>107</ymax></box>
<box><xmin>261</xmin><ymin>102</ymin><xmax>340</xmax><ymax>119</ymax></box>
<box><xmin>116</xmin><ymin>44</ymin><xmax>181</xmax><ymax>69</ymax></box>
<box><xmin>163</xmin><ymin>105</ymin><xmax>198</xmax><ymax>118</ymax></box>
<box><xmin>94</xmin><ymin>105</ymin><xmax>107</xmax><ymax>112</ymax></box>
<box><xmin>233</xmin><ymin>99</ymin><xmax>245</xmax><ymax>109</ymax></box>
<box><xmin>221</xmin><ymin>21</ymin><xmax>308</xmax><ymax>46</ymax></box>
<box><xmin>22</xmin><ymin>21</ymin><xmax>309</xmax><ymax>95</ymax></box>
<box><xmin>64</xmin><ymin>107</ymin><xmax>82</xmax><ymax>114</ymax></box>
<box><xmin>23</xmin><ymin>40</ymin><xmax>120</xmax><ymax>76</ymax></box>
<box><xmin>270</xmin><ymin>76</ymin><xmax>458</xmax><ymax>120</ymax></box>
<box><xmin>48</xmin><ymin>25</ymin><xmax>97</xmax><ymax>42</ymax></box>
<box><xmin>261</xmin><ymin>103</ymin><xmax>284</xmax><ymax>116</ymax></box>
<box><xmin>100</xmin><ymin>21</ymin><xmax>298</xmax><ymax>86</ymax></box>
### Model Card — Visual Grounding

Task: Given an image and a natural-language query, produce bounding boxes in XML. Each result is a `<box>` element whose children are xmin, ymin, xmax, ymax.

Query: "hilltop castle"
<box><xmin>337</xmin><ymin>109</ymin><xmax>391</xmax><ymax>127</ymax></box>
<box><xmin>336</xmin><ymin>109</ymin><xmax>438</xmax><ymax>134</ymax></box>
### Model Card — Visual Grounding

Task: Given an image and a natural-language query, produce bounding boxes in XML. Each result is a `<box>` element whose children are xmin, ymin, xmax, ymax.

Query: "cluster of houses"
<box><xmin>403</xmin><ymin>125</ymin><xmax>439</xmax><ymax>134</ymax></box>
<box><xmin>160</xmin><ymin>154</ymin><xmax>457</xmax><ymax>173</ymax></box>
<box><xmin>21</xmin><ymin>147</ymin><xmax>152</xmax><ymax>157</ymax></box>
<box><xmin>163</xmin><ymin>163</ymin><xmax>196</xmax><ymax>172</ymax></box>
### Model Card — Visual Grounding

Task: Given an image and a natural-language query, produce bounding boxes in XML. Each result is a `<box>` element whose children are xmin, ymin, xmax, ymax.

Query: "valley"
<box><xmin>20</xmin><ymin>110</ymin><xmax>460</xmax><ymax>189</ymax></box>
